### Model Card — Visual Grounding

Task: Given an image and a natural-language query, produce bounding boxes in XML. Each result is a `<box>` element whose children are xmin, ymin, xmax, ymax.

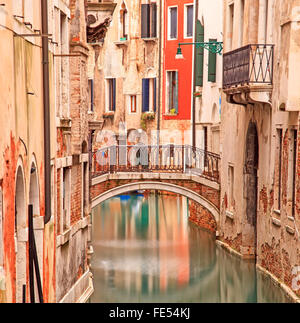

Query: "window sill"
<box><xmin>56</xmin><ymin>117</ymin><xmax>72</xmax><ymax>129</ymax></box>
<box><xmin>114</xmin><ymin>40</ymin><xmax>128</xmax><ymax>47</ymax></box>
<box><xmin>57</xmin><ymin>228</ymin><xmax>71</xmax><ymax>247</ymax></box>
<box><xmin>163</xmin><ymin>113</ymin><xmax>179</xmax><ymax>117</ymax></box>
<box><xmin>272</xmin><ymin>217</ymin><xmax>281</xmax><ymax>227</ymax></box>
<box><xmin>286</xmin><ymin>225</ymin><xmax>295</xmax><ymax>236</ymax></box>
<box><xmin>142</xmin><ymin>37</ymin><xmax>158</xmax><ymax>42</ymax></box>
<box><xmin>226</xmin><ymin>210</ymin><xmax>234</xmax><ymax>220</ymax></box>
<box><xmin>103</xmin><ymin>112</ymin><xmax>115</xmax><ymax>118</ymax></box>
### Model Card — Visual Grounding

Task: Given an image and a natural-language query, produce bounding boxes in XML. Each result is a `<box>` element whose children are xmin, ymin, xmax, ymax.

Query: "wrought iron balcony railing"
<box><xmin>223</xmin><ymin>44</ymin><xmax>274</xmax><ymax>89</ymax></box>
<box><xmin>92</xmin><ymin>145</ymin><xmax>221</xmax><ymax>183</ymax></box>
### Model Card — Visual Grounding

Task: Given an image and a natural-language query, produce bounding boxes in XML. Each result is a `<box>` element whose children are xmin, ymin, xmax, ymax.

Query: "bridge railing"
<box><xmin>92</xmin><ymin>145</ymin><xmax>220</xmax><ymax>183</ymax></box>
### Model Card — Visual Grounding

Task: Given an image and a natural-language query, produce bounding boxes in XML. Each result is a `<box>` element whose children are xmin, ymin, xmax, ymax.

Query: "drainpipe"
<box><xmin>157</xmin><ymin>0</ymin><xmax>162</xmax><ymax>147</ymax></box>
<box><xmin>192</xmin><ymin>0</ymin><xmax>198</xmax><ymax>148</ymax></box>
<box><xmin>41</xmin><ymin>0</ymin><xmax>51</xmax><ymax>225</ymax></box>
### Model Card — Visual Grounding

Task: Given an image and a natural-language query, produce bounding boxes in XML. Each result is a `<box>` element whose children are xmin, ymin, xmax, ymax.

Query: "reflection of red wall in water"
<box><xmin>176</xmin><ymin>222</ymin><xmax>190</xmax><ymax>286</ymax></box>
<box><xmin>159</xmin><ymin>194</ymin><xmax>190</xmax><ymax>290</ymax></box>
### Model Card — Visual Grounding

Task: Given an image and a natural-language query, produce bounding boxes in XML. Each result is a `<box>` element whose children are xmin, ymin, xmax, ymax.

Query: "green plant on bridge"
<box><xmin>141</xmin><ymin>112</ymin><xmax>155</xmax><ymax>131</ymax></box>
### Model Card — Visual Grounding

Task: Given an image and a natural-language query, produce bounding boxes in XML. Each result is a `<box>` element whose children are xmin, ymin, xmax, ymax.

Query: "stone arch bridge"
<box><xmin>90</xmin><ymin>145</ymin><xmax>221</xmax><ymax>230</ymax></box>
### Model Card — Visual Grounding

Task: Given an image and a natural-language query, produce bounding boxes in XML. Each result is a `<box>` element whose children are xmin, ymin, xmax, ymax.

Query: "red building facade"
<box><xmin>162</xmin><ymin>0</ymin><xmax>195</xmax><ymax>139</ymax></box>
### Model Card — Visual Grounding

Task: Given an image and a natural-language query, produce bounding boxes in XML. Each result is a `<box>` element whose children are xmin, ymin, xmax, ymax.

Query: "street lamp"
<box><xmin>175</xmin><ymin>41</ymin><xmax>223</xmax><ymax>59</ymax></box>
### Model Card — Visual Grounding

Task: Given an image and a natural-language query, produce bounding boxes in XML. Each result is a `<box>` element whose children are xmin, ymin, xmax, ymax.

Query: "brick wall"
<box><xmin>91</xmin><ymin>177</ymin><xmax>220</xmax><ymax>210</ymax></box>
<box><xmin>189</xmin><ymin>200</ymin><xmax>217</xmax><ymax>233</ymax></box>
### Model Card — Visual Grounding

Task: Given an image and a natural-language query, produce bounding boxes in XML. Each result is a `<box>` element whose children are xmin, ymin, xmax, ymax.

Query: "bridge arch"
<box><xmin>91</xmin><ymin>181</ymin><xmax>220</xmax><ymax>225</ymax></box>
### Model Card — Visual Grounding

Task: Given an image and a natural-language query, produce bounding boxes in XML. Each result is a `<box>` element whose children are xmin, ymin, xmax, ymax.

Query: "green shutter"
<box><xmin>195</xmin><ymin>20</ymin><xmax>204</xmax><ymax>87</ymax></box>
<box><xmin>208</xmin><ymin>38</ymin><xmax>217</xmax><ymax>82</ymax></box>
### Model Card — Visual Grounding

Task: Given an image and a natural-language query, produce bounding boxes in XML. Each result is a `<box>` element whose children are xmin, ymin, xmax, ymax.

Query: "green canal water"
<box><xmin>90</xmin><ymin>192</ymin><xmax>291</xmax><ymax>303</ymax></box>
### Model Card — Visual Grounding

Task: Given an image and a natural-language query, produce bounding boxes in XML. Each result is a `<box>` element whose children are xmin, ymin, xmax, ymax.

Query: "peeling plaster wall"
<box><xmin>0</xmin><ymin>2</ymin><xmax>46</xmax><ymax>302</ymax></box>
<box><xmin>221</xmin><ymin>0</ymin><xmax>300</xmax><ymax>297</ymax></box>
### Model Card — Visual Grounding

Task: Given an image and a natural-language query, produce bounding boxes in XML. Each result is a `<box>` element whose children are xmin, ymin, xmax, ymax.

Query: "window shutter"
<box><xmin>142</xmin><ymin>79</ymin><xmax>150</xmax><ymax>112</ymax></box>
<box><xmin>141</xmin><ymin>4</ymin><xmax>150</xmax><ymax>38</ymax></box>
<box><xmin>153</xmin><ymin>78</ymin><xmax>157</xmax><ymax>112</ymax></box>
<box><xmin>195</xmin><ymin>20</ymin><xmax>204</xmax><ymax>86</ymax></box>
<box><xmin>112</xmin><ymin>78</ymin><xmax>116</xmax><ymax>111</ymax></box>
<box><xmin>208</xmin><ymin>38</ymin><xmax>217</xmax><ymax>82</ymax></box>
<box><xmin>151</xmin><ymin>4</ymin><xmax>157</xmax><ymax>38</ymax></box>
<box><xmin>174</xmin><ymin>72</ymin><xmax>179</xmax><ymax>113</ymax></box>
<box><xmin>90</xmin><ymin>79</ymin><xmax>94</xmax><ymax>112</ymax></box>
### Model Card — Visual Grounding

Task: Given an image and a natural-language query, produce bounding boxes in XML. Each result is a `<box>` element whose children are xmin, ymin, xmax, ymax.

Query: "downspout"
<box><xmin>157</xmin><ymin>0</ymin><xmax>162</xmax><ymax>147</ymax></box>
<box><xmin>192</xmin><ymin>0</ymin><xmax>198</xmax><ymax>148</ymax></box>
<box><xmin>41</xmin><ymin>0</ymin><xmax>51</xmax><ymax>225</ymax></box>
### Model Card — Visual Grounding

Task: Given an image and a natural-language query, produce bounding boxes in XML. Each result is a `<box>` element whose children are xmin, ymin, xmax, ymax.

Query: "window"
<box><xmin>62</xmin><ymin>167</ymin><xmax>71</xmax><ymax>232</ymax></box>
<box><xmin>288</xmin><ymin>129</ymin><xmax>297</xmax><ymax>217</ymax></box>
<box><xmin>185</xmin><ymin>4</ymin><xmax>194</xmax><ymax>38</ymax></box>
<box><xmin>120</xmin><ymin>2</ymin><xmax>128</xmax><ymax>40</ymax></box>
<box><xmin>239</xmin><ymin>0</ymin><xmax>245</xmax><ymax>46</ymax></box>
<box><xmin>88</xmin><ymin>79</ymin><xmax>94</xmax><ymax>112</ymax></box>
<box><xmin>208</xmin><ymin>38</ymin><xmax>217</xmax><ymax>82</ymax></box>
<box><xmin>106</xmin><ymin>78</ymin><xmax>116</xmax><ymax>112</ymax></box>
<box><xmin>83</xmin><ymin>162</ymin><xmax>89</xmax><ymax>218</ymax></box>
<box><xmin>142</xmin><ymin>78</ymin><xmax>157</xmax><ymax>112</ymax></box>
<box><xmin>141</xmin><ymin>3</ymin><xmax>157</xmax><ymax>38</ymax></box>
<box><xmin>228</xmin><ymin>3</ymin><xmax>234</xmax><ymax>51</ymax></box>
<box><xmin>275</xmin><ymin>129</ymin><xmax>283</xmax><ymax>211</ymax></box>
<box><xmin>228</xmin><ymin>165</ymin><xmax>234</xmax><ymax>212</ymax></box>
<box><xmin>130</xmin><ymin>95</ymin><xmax>137</xmax><ymax>113</ymax></box>
<box><xmin>60</xmin><ymin>12</ymin><xmax>69</xmax><ymax>118</ymax></box>
<box><xmin>166</xmin><ymin>71</ymin><xmax>178</xmax><ymax>114</ymax></box>
<box><xmin>168</xmin><ymin>7</ymin><xmax>178</xmax><ymax>39</ymax></box>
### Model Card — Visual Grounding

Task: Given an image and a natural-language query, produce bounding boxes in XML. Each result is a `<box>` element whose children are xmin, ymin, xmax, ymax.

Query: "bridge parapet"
<box><xmin>92</xmin><ymin>145</ymin><xmax>220</xmax><ymax>183</ymax></box>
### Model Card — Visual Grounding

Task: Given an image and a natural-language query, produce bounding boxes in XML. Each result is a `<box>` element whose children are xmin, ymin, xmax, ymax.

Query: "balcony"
<box><xmin>223</xmin><ymin>44</ymin><xmax>274</xmax><ymax>105</ymax></box>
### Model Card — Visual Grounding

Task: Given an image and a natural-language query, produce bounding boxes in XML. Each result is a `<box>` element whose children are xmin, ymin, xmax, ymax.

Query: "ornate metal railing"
<box><xmin>223</xmin><ymin>44</ymin><xmax>274</xmax><ymax>89</ymax></box>
<box><xmin>92</xmin><ymin>145</ymin><xmax>220</xmax><ymax>183</ymax></box>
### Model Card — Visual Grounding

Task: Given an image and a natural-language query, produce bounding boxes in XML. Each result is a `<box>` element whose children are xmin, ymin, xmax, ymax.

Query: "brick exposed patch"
<box><xmin>260</xmin><ymin>239</ymin><xmax>282</xmax><ymax>280</ymax></box>
<box><xmin>188</xmin><ymin>200</ymin><xmax>217</xmax><ymax>233</ymax></box>
<box><xmin>219</xmin><ymin>233</ymin><xmax>242</xmax><ymax>254</ymax></box>
<box><xmin>259</xmin><ymin>186</ymin><xmax>268</xmax><ymax>214</ymax></box>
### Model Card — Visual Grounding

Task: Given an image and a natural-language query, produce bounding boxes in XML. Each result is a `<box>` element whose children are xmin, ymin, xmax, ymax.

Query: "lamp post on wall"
<box><xmin>175</xmin><ymin>41</ymin><xmax>223</xmax><ymax>59</ymax></box>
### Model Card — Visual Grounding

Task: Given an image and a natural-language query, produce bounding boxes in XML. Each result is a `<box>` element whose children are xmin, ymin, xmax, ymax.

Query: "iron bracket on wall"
<box><xmin>176</xmin><ymin>41</ymin><xmax>223</xmax><ymax>58</ymax></box>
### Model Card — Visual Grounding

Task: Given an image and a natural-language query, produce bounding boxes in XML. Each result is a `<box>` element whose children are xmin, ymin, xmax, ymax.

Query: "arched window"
<box><xmin>120</xmin><ymin>2</ymin><xmax>128</xmax><ymax>40</ymax></box>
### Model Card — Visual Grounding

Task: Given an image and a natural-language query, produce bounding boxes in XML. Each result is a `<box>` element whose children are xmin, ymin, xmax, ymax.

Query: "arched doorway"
<box><xmin>15</xmin><ymin>165</ymin><xmax>26</xmax><ymax>303</ymax></box>
<box><xmin>244</xmin><ymin>122</ymin><xmax>259</xmax><ymax>258</ymax></box>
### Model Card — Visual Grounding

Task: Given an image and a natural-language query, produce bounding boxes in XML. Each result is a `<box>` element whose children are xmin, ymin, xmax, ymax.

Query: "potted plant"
<box><xmin>193</xmin><ymin>91</ymin><xmax>202</xmax><ymax>98</ymax></box>
<box><xmin>170</xmin><ymin>108</ymin><xmax>177</xmax><ymax>115</ymax></box>
<box><xmin>141</xmin><ymin>112</ymin><xmax>155</xmax><ymax>130</ymax></box>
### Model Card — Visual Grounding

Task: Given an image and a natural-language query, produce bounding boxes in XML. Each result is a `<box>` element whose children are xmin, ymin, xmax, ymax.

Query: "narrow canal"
<box><xmin>90</xmin><ymin>192</ymin><xmax>291</xmax><ymax>303</ymax></box>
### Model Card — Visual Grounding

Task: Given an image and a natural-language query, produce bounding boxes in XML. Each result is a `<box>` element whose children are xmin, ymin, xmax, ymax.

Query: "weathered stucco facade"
<box><xmin>86</xmin><ymin>0</ymin><xmax>161</xmax><ymax>149</ymax></box>
<box><xmin>221</xmin><ymin>0</ymin><xmax>300</xmax><ymax>299</ymax></box>
<box><xmin>0</xmin><ymin>0</ymin><xmax>48</xmax><ymax>303</ymax></box>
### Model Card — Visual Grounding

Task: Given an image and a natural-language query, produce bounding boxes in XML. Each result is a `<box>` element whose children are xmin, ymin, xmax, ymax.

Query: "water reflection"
<box><xmin>90</xmin><ymin>193</ymin><xmax>291</xmax><ymax>303</ymax></box>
